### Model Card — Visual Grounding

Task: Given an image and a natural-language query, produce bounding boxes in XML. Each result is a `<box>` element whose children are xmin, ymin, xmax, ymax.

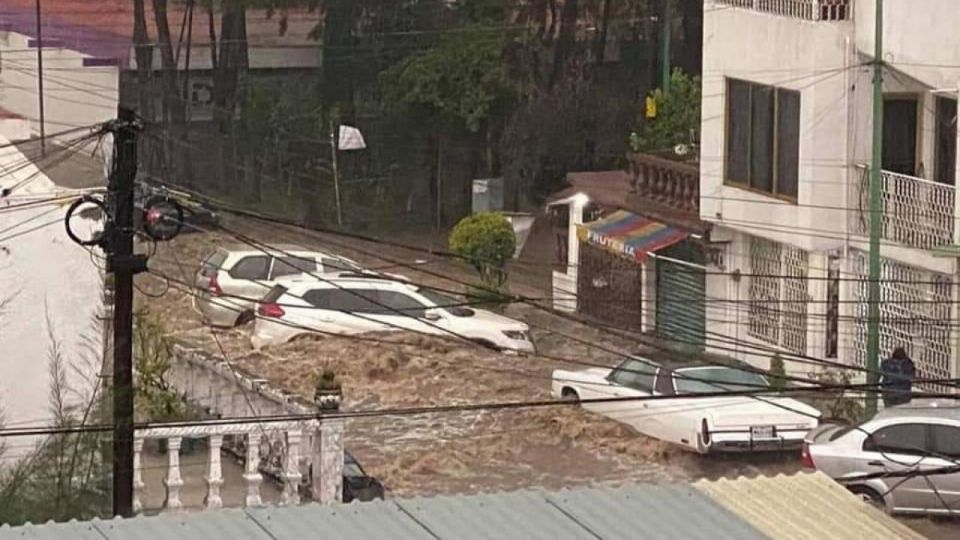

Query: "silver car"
<box><xmin>194</xmin><ymin>245</ymin><xmax>365</xmax><ymax>327</ymax></box>
<box><xmin>803</xmin><ymin>399</ymin><xmax>960</xmax><ymax>515</ymax></box>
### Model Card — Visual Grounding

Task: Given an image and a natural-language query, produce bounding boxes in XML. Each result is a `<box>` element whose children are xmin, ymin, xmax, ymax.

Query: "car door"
<box><xmin>593</xmin><ymin>360</ymin><xmax>657</xmax><ymax>433</ymax></box>
<box><xmin>925</xmin><ymin>423</ymin><xmax>960</xmax><ymax>515</ymax></box>
<box><xmin>861</xmin><ymin>422</ymin><xmax>938</xmax><ymax>513</ymax></box>
<box><xmin>224</xmin><ymin>255</ymin><xmax>272</xmax><ymax>303</ymax></box>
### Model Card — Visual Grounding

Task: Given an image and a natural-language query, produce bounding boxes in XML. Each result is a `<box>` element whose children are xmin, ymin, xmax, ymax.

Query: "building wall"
<box><xmin>0</xmin><ymin>138</ymin><xmax>105</xmax><ymax>457</ymax></box>
<box><xmin>700</xmin><ymin>8</ymin><xmax>855</xmax><ymax>254</ymax></box>
<box><xmin>0</xmin><ymin>30</ymin><xmax>120</xmax><ymax>136</ymax></box>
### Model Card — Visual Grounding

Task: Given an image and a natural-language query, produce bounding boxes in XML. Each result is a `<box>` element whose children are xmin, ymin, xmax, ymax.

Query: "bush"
<box><xmin>449</xmin><ymin>212</ymin><xmax>516</xmax><ymax>290</ymax></box>
<box><xmin>809</xmin><ymin>370</ymin><xmax>866</xmax><ymax>424</ymax></box>
<box><xmin>629</xmin><ymin>69</ymin><xmax>701</xmax><ymax>153</ymax></box>
<box><xmin>769</xmin><ymin>353</ymin><xmax>787</xmax><ymax>393</ymax></box>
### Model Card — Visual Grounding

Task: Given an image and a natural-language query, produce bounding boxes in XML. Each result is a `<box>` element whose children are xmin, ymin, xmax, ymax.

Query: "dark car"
<box><xmin>343</xmin><ymin>452</ymin><xmax>385</xmax><ymax>503</ymax></box>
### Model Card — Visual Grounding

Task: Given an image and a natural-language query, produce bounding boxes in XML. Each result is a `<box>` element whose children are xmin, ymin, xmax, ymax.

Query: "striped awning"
<box><xmin>577</xmin><ymin>210</ymin><xmax>689</xmax><ymax>263</ymax></box>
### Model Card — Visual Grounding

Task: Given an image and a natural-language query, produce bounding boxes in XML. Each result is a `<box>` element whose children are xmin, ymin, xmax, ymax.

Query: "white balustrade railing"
<box><xmin>134</xmin><ymin>419</ymin><xmax>319</xmax><ymax>512</ymax></box>
<box><xmin>713</xmin><ymin>0</ymin><xmax>850</xmax><ymax>21</ymax></box>
<box><xmin>850</xmin><ymin>167</ymin><xmax>957</xmax><ymax>251</ymax></box>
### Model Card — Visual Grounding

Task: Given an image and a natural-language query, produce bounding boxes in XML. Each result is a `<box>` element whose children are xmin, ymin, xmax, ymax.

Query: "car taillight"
<box><xmin>258</xmin><ymin>303</ymin><xmax>285</xmax><ymax>318</ymax></box>
<box><xmin>209</xmin><ymin>275</ymin><xmax>223</xmax><ymax>297</ymax></box>
<box><xmin>801</xmin><ymin>442</ymin><xmax>816</xmax><ymax>469</ymax></box>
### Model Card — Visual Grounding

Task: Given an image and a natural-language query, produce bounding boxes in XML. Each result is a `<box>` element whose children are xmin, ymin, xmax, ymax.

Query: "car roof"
<box><xmin>279</xmin><ymin>276</ymin><xmax>415</xmax><ymax>291</ymax></box>
<box><xmin>214</xmin><ymin>246</ymin><xmax>340</xmax><ymax>260</ymax></box>
<box><xmin>619</xmin><ymin>355</ymin><xmax>757</xmax><ymax>373</ymax></box>
<box><xmin>872</xmin><ymin>399</ymin><xmax>960</xmax><ymax>422</ymax></box>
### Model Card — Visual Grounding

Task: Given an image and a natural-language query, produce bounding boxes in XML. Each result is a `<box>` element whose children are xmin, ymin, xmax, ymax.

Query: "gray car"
<box><xmin>803</xmin><ymin>399</ymin><xmax>960</xmax><ymax>515</ymax></box>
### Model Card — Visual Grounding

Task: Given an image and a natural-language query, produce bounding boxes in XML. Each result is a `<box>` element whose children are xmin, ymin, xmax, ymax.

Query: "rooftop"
<box><xmin>0</xmin><ymin>473</ymin><xmax>920</xmax><ymax>540</ymax></box>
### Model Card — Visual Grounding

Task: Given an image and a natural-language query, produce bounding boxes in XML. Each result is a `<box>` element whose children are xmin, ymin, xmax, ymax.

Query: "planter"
<box><xmin>314</xmin><ymin>388</ymin><xmax>342</xmax><ymax>411</ymax></box>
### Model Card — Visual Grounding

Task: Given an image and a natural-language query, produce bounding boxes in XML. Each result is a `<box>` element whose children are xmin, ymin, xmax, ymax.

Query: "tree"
<box><xmin>449</xmin><ymin>212</ymin><xmax>516</xmax><ymax>291</ymax></box>
<box><xmin>768</xmin><ymin>353</ymin><xmax>787</xmax><ymax>393</ymax></box>
<box><xmin>629</xmin><ymin>68</ymin><xmax>701</xmax><ymax>153</ymax></box>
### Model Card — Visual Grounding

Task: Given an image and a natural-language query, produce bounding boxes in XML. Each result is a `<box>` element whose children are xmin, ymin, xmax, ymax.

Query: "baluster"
<box><xmin>281</xmin><ymin>430</ymin><xmax>303</xmax><ymax>505</ymax></box>
<box><xmin>244</xmin><ymin>433</ymin><xmax>263</xmax><ymax>507</ymax></box>
<box><xmin>163</xmin><ymin>437</ymin><xmax>184</xmax><ymax>510</ymax></box>
<box><xmin>133</xmin><ymin>438</ymin><xmax>145</xmax><ymax>513</ymax></box>
<box><xmin>205</xmin><ymin>435</ymin><xmax>224</xmax><ymax>509</ymax></box>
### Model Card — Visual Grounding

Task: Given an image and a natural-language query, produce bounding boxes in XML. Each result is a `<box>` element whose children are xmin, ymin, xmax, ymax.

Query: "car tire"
<box><xmin>560</xmin><ymin>388</ymin><xmax>580</xmax><ymax>403</ymax></box>
<box><xmin>235</xmin><ymin>310</ymin><xmax>255</xmax><ymax>327</ymax></box>
<box><xmin>849</xmin><ymin>486</ymin><xmax>885</xmax><ymax>511</ymax></box>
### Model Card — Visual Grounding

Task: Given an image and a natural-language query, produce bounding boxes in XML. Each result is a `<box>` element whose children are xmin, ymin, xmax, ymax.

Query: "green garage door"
<box><xmin>656</xmin><ymin>244</ymin><xmax>706</xmax><ymax>352</ymax></box>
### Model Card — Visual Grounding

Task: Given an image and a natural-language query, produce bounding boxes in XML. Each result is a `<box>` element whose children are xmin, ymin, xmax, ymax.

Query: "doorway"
<box><xmin>882</xmin><ymin>97</ymin><xmax>919</xmax><ymax>176</ymax></box>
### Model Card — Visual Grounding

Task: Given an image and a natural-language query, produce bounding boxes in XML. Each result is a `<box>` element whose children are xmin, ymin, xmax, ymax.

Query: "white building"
<box><xmin>0</xmin><ymin>115</ymin><xmax>107</xmax><ymax>457</ymax></box>
<box><xmin>700</xmin><ymin>0</ymin><xmax>960</xmax><ymax>382</ymax></box>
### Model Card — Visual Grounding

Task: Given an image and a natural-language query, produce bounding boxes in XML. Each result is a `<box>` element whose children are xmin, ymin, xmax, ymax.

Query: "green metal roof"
<box><xmin>0</xmin><ymin>473</ymin><xmax>920</xmax><ymax>540</ymax></box>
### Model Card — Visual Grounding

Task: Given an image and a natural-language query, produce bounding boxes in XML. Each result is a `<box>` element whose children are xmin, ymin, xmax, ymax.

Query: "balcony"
<box><xmin>850</xmin><ymin>167</ymin><xmax>956</xmax><ymax>250</ymax></box>
<box><xmin>626</xmin><ymin>152</ymin><xmax>699</xmax><ymax>216</ymax></box>
<box><xmin>714</xmin><ymin>0</ymin><xmax>851</xmax><ymax>21</ymax></box>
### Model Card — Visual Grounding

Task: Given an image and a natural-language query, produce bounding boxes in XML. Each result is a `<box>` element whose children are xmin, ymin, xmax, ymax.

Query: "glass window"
<box><xmin>229</xmin><ymin>255</ymin><xmax>270</xmax><ymax>280</ymax></box>
<box><xmin>725</xmin><ymin>79</ymin><xmax>801</xmax><ymax>199</ymax></box>
<box><xmin>200</xmin><ymin>250</ymin><xmax>228</xmax><ymax>277</ymax></box>
<box><xmin>377</xmin><ymin>291</ymin><xmax>428</xmax><ymax>318</ymax></box>
<box><xmin>322</xmin><ymin>289</ymin><xmax>383</xmax><ymax>313</ymax></box>
<box><xmin>863</xmin><ymin>424</ymin><xmax>929</xmax><ymax>456</ymax></box>
<box><xmin>930</xmin><ymin>425</ymin><xmax>960</xmax><ymax>459</ymax></box>
<box><xmin>609</xmin><ymin>359</ymin><xmax>657</xmax><ymax>392</ymax></box>
<box><xmin>673</xmin><ymin>367</ymin><xmax>769</xmax><ymax>394</ymax></box>
<box><xmin>419</xmin><ymin>289</ymin><xmax>462</xmax><ymax>309</ymax></box>
<box><xmin>321</xmin><ymin>257</ymin><xmax>363</xmax><ymax>273</ymax></box>
<box><xmin>271</xmin><ymin>255</ymin><xmax>319</xmax><ymax>279</ymax></box>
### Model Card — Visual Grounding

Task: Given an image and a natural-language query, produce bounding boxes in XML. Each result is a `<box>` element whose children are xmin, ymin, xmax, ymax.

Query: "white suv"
<box><xmin>194</xmin><ymin>246</ymin><xmax>367</xmax><ymax>327</ymax></box>
<box><xmin>251</xmin><ymin>278</ymin><xmax>535</xmax><ymax>353</ymax></box>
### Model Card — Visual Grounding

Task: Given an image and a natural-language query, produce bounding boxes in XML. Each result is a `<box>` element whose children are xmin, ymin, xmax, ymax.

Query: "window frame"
<box><xmin>724</xmin><ymin>78</ymin><xmax>801</xmax><ymax>202</ymax></box>
<box><xmin>607</xmin><ymin>360</ymin><xmax>658</xmax><ymax>393</ymax></box>
<box><xmin>929</xmin><ymin>423</ymin><xmax>960</xmax><ymax>459</ymax></box>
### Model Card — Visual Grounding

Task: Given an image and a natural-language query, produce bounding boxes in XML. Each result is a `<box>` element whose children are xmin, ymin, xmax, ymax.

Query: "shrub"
<box><xmin>769</xmin><ymin>353</ymin><xmax>787</xmax><ymax>393</ymax></box>
<box><xmin>449</xmin><ymin>212</ymin><xmax>516</xmax><ymax>291</ymax></box>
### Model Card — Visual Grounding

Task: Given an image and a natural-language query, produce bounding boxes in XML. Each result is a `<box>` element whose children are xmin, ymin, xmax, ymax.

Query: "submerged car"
<box><xmin>552</xmin><ymin>357</ymin><xmax>820</xmax><ymax>453</ymax></box>
<box><xmin>343</xmin><ymin>451</ymin><xmax>385</xmax><ymax>503</ymax></box>
<box><xmin>803</xmin><ymin>399</ymin><xmax>960</xmax><ymax>515</ymax></box>
<box><xmin>193</xmin><ymin>246</ymin><xmax>368</xmax><ymax>327</ymax></box>
<box><xmin>251</xmin><ymin>278</ymin><xmax>535</xmax><ymax>353</ymax></box>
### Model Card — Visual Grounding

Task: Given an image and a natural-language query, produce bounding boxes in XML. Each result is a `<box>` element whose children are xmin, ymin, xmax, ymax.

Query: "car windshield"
<box><xmin>419</xmin><ymin>289</ymin><xmax>474</xmax><ymax>317</ymax></box>
<box><xmin>673</xmin><ymin>367</ymin><xmax>769</xmax><ymax>394</ymax></box>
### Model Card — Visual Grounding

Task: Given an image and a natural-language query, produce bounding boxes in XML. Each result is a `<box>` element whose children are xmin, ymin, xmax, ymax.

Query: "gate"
<box><xmin>577</xmin><ymin>242</ymin><xmax>643</xmax><ymax>330</ymax></box>
<box><xmin>655</xmin><ymin>242</ymin><xmax>707</xmax><ymax>352</ymax></box>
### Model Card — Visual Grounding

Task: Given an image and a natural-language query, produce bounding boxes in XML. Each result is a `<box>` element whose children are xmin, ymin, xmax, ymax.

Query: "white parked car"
<box><xmin>251</xmin><ymin>278</ymin><xmax>535</xmax><ymax>353</ymax></box>
<box><xmin>803</xmin><ymin>399</ymin><xmax>960</xmax><ymax>515</ymax></box>
<box><xmin>552</xmin><ymin>357</ymin><xmax>820</xmax><ymax>453</ymax></box>
<box><xmin>193</xmin><ymin>245</ymin><xmax>406</xmax><ymax>327</ymax></box>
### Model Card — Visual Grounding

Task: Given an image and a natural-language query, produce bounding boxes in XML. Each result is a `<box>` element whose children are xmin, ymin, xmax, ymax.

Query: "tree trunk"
<box><xmin>214</xmin><ymin>5</ymin><xmax>248</xmax><ymax>126</ymax></box>
<box><xmin>593</xmin><ymin>0</ymin><xmax>612</xmax><ymax>65</ymax></box>
<box><xmin>550</xmin><ymin>0</ymin><xmax>578</xmax><ymax>86</ymax></box>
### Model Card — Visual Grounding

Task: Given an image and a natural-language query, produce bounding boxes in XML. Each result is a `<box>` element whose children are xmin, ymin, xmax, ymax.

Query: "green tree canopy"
<box><xmin>630</xmin><ymin>69</ymin><xmax>702</xmax><ymax>153</ymax></box>
<box><xmin>449</xmin><ymin>212</ymin><xmax>516</xmax><ymax>287</ymax></box>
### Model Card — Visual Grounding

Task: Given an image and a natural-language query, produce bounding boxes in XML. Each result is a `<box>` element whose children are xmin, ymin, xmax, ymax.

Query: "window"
<box><xmin>608</xmin><ymin>360</ymin><xmax>657</xmax><ymax>392</ymax></box>
<box><xmin>270</xmin><ymin>256</ymin><xmax>319</xmax><ymax>279</ymax></box>
<box><xmin>863</xmin><ymin>424</ymin><xmax>929</xmax><ymax>456</ymax></box>
<box><xmin>377</xmin><ymin>291</ymin><xmax>428</xmax><ymax>318</ymax></box>
<box><xmin>307</xmin><ymin>289</ymin><xmax>382</xmax><ymax>313</ymax></box>
<box><xmin>321</xmin><ymin>257</ymin><xmax>362</xmax><ymax>273</ymax></box>
<box><xmin>673</xmin><ymin>367</ymin><xmax>769</xmax><ymax>394</ymax></box>
<box><xmin>747</xmin><ymin>236</ymin><xmax>809</xmax><ymax>355</ymax></box>
<box><xmin>726</xmin><ymin>79</ymin><xmax>801</xmax><ymax>199</ymax></box>
<box><xmin>229</xmin><ymin>256</ymin><xmax>270</xmax><ymax>280</ymax></box>
<box><xmin>201</xmin><ymin>250</ymin><xmax>228</xmax><ymax>277</ymax></box>
<box><xmin>935</xmin><ymin>97</ymin><xmax>957</xmax><ymax>185</ymax></box>
<box><xmin>930</xmin><ymin>425</ymin><xmax>960</xmax><ymax>459</ymax></box>
<box><xmin>655</xmin><ymin>368</ymin><xmax>675</xmax><ymax>396</ymax></box>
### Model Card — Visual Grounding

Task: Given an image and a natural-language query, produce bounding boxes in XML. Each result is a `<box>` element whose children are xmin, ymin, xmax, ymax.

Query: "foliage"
<box><xmin>768</xmin><ymin>353</ymin><xmax>787</xmax><ymax>393</ymax></box>
<box><xmin>134</xmin><ymin>310</ymin><xmax>196</xmax><ymax>423</ymax></box>
<box><xmin>313</xmin><ymin>369</ymin><xmax>342</xmax><ymax>392</ymax></box>
<box><xmin>809</xmin><ymin>370</ymin><xmax>866</xmax><ymax>425</ymax></box>
<box><xmin>630</xmin><ymin>69</ymin><xmax>702</xmax><ymax>153</ymax></box>
<box><xmin>380</xmin><ymin>30</ymin><xmax>517</xmax><ymax>133</ymax></box>
<box><xmin>449</xmin><ymin>212</ymin><xmax>516</xmax><ymax>290</ymax></box>
<box><xmin>0</xmin><ymin>324</ymin><xmax>108</xmax><ymax>525</ymax></box>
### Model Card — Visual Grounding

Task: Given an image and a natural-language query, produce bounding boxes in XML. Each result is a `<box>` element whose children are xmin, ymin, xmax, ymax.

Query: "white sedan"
<box><xmin>552</xmin><ymin>357</ymin><xmax>821</xmax><ymax>454</ymax></box>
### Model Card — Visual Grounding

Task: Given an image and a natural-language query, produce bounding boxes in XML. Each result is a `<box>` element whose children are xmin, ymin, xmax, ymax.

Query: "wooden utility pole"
<box><xmin>107</xmin><ymin>108</ymin><xmax>143</xmax><ymax>517</ymax></box>
<box><xmin>34</xmin><ymin>0</ymin><xmax>46</xmax><ymax>155</ymax></box>
<box><xmin>865</xmin><ymin>0</ymin><xmax>885</xmax><ymax>416</ymax></box>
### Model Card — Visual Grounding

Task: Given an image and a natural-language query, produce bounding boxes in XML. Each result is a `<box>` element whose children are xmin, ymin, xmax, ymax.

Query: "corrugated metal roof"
<box><xmin>0</xmin><ymin>473</ymin><xmax>917</xmax><ymax>540</ymax></box>
<box><xmin>695</xmin><ymin>472</ymin><xmax>925</xmax><ymax>540</ymax></box>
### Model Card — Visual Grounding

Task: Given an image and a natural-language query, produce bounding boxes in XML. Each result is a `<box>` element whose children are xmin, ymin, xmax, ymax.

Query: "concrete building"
<box><xmin>0</xmin><ymin>114</ymin><xmax>107</xmax><ymax>457</ymax></box>
<box><xmin>700</xmin><ymin>1</ymin><xmax>960</xmax><ymax>382</ymax></box>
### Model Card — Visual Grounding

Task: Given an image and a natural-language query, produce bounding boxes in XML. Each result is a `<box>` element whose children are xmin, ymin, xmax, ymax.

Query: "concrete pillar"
<box><xmin>204</xmin><ymin>435</ymin><xmax>224</xmax><ymax>509</ymax></box>
<box><xmin>244</xmin><ymin>433</ymin><xmax>263</xmax><ymax>507</ymax></box>
<box><xmin>281</xmin><ymin>430</ymin><xmax>303</xmax><ymax>506</ymax></box>
<box><xmin>311</xmin><ymin>418</ymin><xmax>345</xmax><ymax>504</ymax></box>
<box><xmin>132</xmin><ymin>438</ymin><xmax>145</xmax><ymax>513</ymax></box>
<box><xmin>163</xmin><ymin>437</ymin><xmax>184</xmax><ymax>510</ymax></box>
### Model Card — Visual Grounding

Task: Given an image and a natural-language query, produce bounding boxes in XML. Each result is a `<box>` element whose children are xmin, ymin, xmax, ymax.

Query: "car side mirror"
<box><xmin>423</xmin><ymin>309</ymin><xmax>442</xmax><ymax>322</ymax></box>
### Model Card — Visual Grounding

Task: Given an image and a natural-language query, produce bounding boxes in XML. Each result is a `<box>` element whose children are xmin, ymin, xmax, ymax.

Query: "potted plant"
<box><xmin>313</xmin><ymin>369</ymin><xmax>343</xmax><ymax>411</ymax></box>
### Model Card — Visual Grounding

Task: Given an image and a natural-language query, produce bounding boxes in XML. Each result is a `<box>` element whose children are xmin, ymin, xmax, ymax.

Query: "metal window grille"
<box><xmin>747</xmin><ymin>236</ymin><xmax>809</xmax><ymax>355</ymax></box>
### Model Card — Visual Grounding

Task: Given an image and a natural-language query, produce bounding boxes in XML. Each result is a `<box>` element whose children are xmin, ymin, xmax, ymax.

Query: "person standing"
<box><xmin>880</xmin><ymin>347</ymin><xmax>916</xmax><ymax>408</ymax></box>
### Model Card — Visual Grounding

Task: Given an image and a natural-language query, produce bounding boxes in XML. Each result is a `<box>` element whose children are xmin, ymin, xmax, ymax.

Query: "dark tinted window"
<box><xmin>863</xmin><ymin>424</ymin><xmax>929</xmax><ymax>456</ymax></box>
<box><xmin>930</xmin><ymin>425</ymin><xmax>960</xmax><ymax>459</ymax></box>
<box><xmin>377</xmin><ymin>291</ymin><xmax>427</xmax><ymax>318</ymax></box>
<box><xmin>776</xmin><ymin>89</ymin><xmax>801</xmax><ymax>197</ymax></box>
<box><xmin>262</xmin><ymin>285</ymin><xmax>288</xmax><ymax>304</ymax></box>
<box><xmin>201</xmin><ymin>251</ymin><xmax>228</xmax><ymax>277</ymax></box>
<box><xmin>271</xmin><ymin>255</ymin><xmax>319</xmax><ymax>279</ymax></box>
<box><xmin>726</xmin><ymin>79</ymin><xmax>751</xmax><ymax>183</ymax></box>
<box><xmin>750</xmin><ymin>85</ymin><xmax>774</xmax><ymax>192</ymax></box>
<box><xmin>655</xmin><ymin>369</ymin><xmax>675</xmax><ymax>396</ymax></box>
<box><xmin>324</xmin><ymin>289</ymin><xmax>383</xmax><ymax>313</ymax></box>
<box><xmin>608</xmin><ymin>360</ymin><xmax>657</xmax><ymax>392</ymax></box>
<box><xmin>229</xmin><ymin>255</ymin><xmax>270</xmax><ymax>280</ymax></box>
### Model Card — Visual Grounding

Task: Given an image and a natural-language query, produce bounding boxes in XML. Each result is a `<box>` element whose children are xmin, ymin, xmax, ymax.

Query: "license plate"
<box><xmin>751</xmin><ymin>426</ymin><xmax>776</xmax><ymax>439</ymax></box>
